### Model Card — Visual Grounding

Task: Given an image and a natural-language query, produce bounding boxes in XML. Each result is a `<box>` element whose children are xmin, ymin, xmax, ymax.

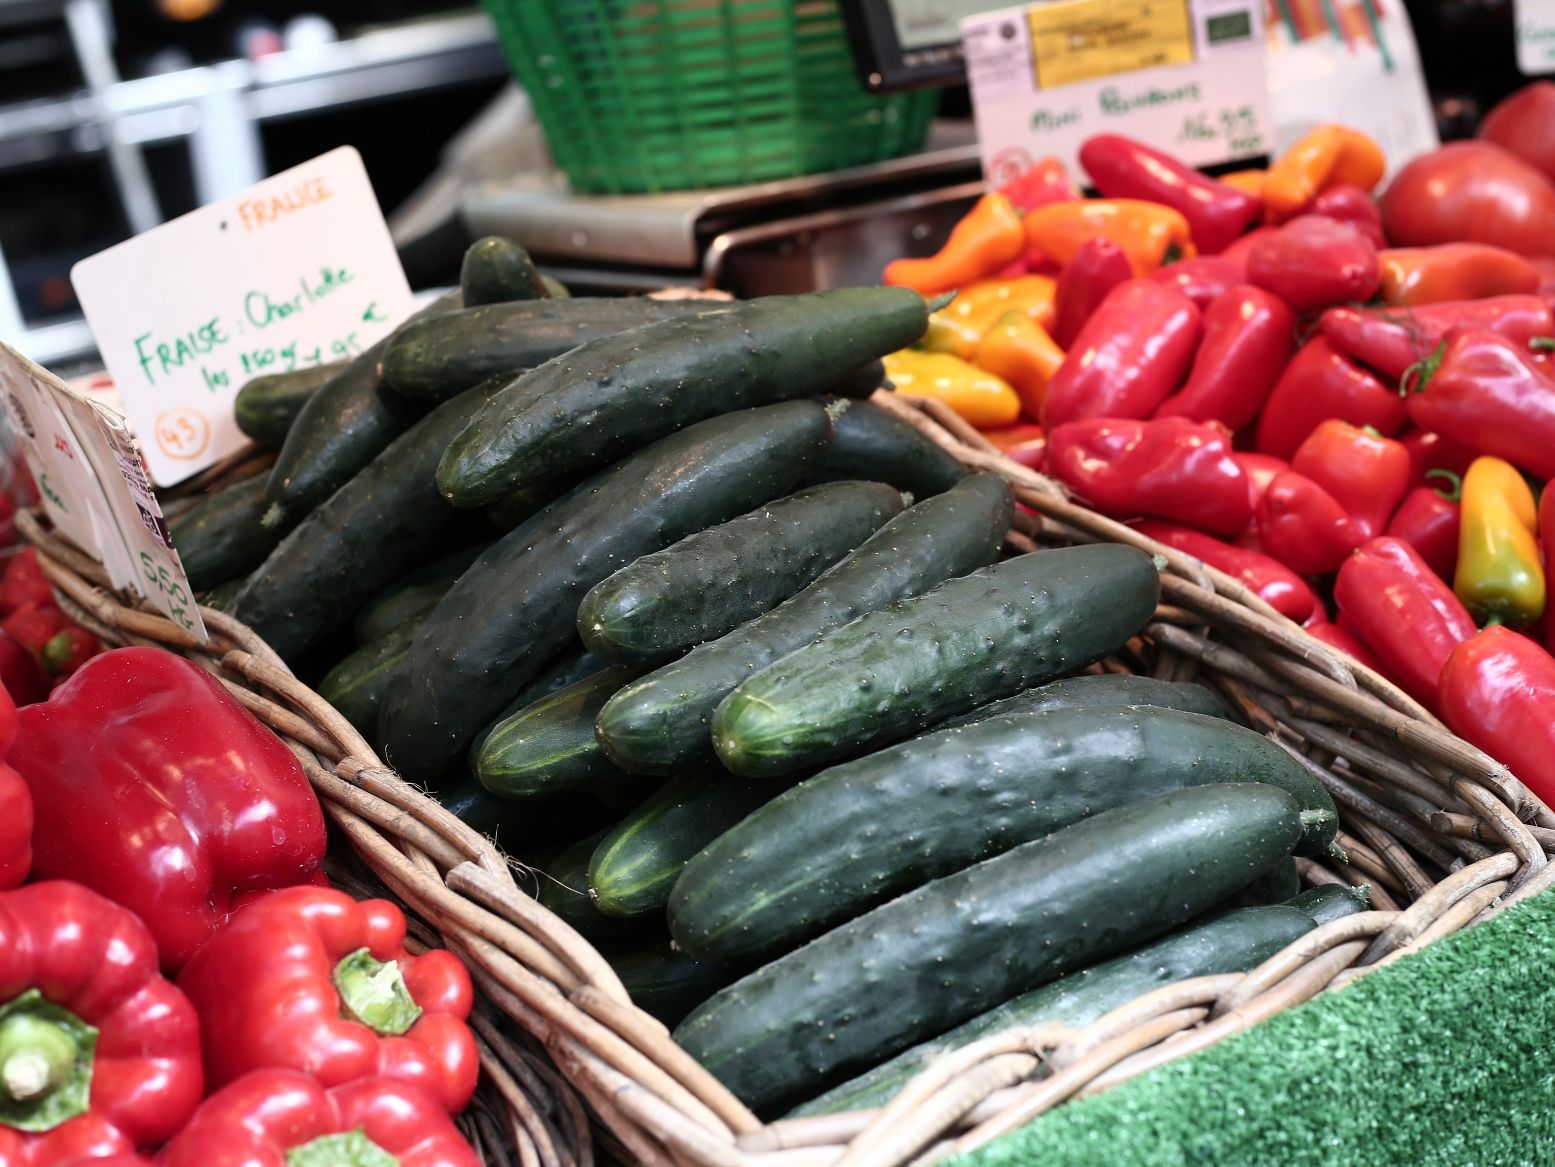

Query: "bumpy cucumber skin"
<box><xmin>468</xmin><ymin>647</ymin><xmax>610</xmax><ymax>766</ymax></box>
<box><xmin>611</xmin><ymin>943</ymin><xmax>730</xmax><ymax>1028</ymax></box>
<box><xmin>535</xmin><ymin>829</ymin><xmax>664</xmax><ymax>945</ymax></box>
<box><xmin>674</xmin><ymin>783</ymin><xmax>1304</xmax><ymax>1111</ymax></box>
<box><xmin>169</xmin><ymin>476</ymin><xmax>280</xmax><ymax>591</ymax></box>
<box><xmin>354</xmin><ymin>543</ymin><xmax>487</xmax><ymax>645</ymax></box>
<box><xmin>437</xmin><ymin>287</ymin><xmax>930</xmax><ymax>507</ymax></box>
<box><xmin>670</xmin><ymin>705</ymin><xmax>1338</xmax><ymax>965</ymax></box>
<box><xmin>234</xmin><ymin>362</ymin><xmax>342</xmax><ymax>449</ymax></box>
<box><xmin>380</xmin><ymin>401</ymin><xmax>835</xmax><ymax>782</ymax></box>
<box><xmin>1227</xmin><ymin>858</ymin><xmax>1302</xmax><ymax>909</ymax></box>
<box><xmin>577</xmin><ymin>481</ymin><xmax>906</xmax><ymax>664</ymax></box>
<box><xmin>460</xmin><ymin>236</ymin><xmax>547</xmax><ymax>305</ymax></box>
<box><xmin>712</xmin><ymin>543</ymin><xmax>1161</xmax><ymax>778</ymax></box>
<box><xmin>487</xmin><ymin>475</ymin><xmax>585</xmax><ymax>532</ymax></box>
<box><xmin>940</xmin><ymin>672</ymin><xmax>1230</xmax><ymax>730</ymax></box>
<box><xmin>1288</xmin><ymin>884</ymin><xmax>1371</xmax><ymax>925</ymax></box>
<box><xmin>799</xmin><ymin>398</ymin><xmax>967</xmax><ymax>498</ymax></box>
<box><xmin>595</xmin><ymin>473</ymin><xmax>1014</xmax><ymax>776</ymax></box>
<box><xmin>320</xmin><ymin>620</ymin><xmax>423</xmax><ymax>738</ymax></box>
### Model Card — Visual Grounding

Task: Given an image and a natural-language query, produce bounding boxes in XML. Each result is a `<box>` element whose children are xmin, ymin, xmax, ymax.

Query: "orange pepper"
<box><xmin>1022</xmin><ymin>200</ymin><xmax>1196</xmax><ymax>277</ymax></box>
<box><xmin>973</xmin><ymin>311</ymin><xmax>1065</xmax><ymax>420</ymax></box>
<box><xmin>1377</xmin><ymin>244</ymin><xmax>1542</xmax><ymax>306</ymax></box>
<box><xmin>883</xmin><ymin>193</ymin><xmax>1025</xmax><ymax>296</ymax></box>
<box><xmin>921</xmin><ymin>276</ymin><xmax>1057</xmax><ymax>358</ymax></box>
<box><xmin>1264</xmin><ymin>126</ymin><xmax>1387</xmax><ymax>222</ymax></box>
<box><xmin>1220</xmin><ymin>169</ymin><xmax>1267</xmax><ymax>200</ymax></box>
<box><xmin>882</xmin><ymin>349</ymin><xmax>1021</xmax><ymax>429</ymax></box>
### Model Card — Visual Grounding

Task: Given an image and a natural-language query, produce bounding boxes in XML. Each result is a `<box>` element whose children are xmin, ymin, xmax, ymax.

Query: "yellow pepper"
<box><xmin>1264</xmin><ymin>125</ymin><xmax>1386</xmax><ymax>222</ymax></box>
<box><xmin>1454</xmin><ymin>456</ymin><xmax>1546</xmax><ymax>627</ymax></box>
<box><xmin>920</xmin><ymin>276</ymin><xmax>1057</xmax><ymax>359</ymax></box>
<box><xmin>1022</xmin><ymin>200</ymin><xmax>1195</xmax><ymax>277</ymax></box>
<box><xmin>972</xmin><ymin>311</ymin><xmax>1065</xmax><ymax>421</ymax></box>
<box><xmin>882</xmin><ymin>349</ymin><xmax>1021</xmax><ymax>429</ymax></box>
<box><xmin>1219</xmin><ymin>169</ymin><xmax>1267</xmax><ymax>200</ymax></box>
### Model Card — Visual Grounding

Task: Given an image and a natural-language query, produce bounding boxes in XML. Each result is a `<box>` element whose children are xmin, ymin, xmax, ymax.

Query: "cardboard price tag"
<box><xmin>1516</xmin><ymin>0</ymin><xmax>1555</xmax><ymax>73</ymax></box>
<box><xmin>72</xmin><ymin>146</ymin><xmax>414</xmax><ymax>487</ymax></box>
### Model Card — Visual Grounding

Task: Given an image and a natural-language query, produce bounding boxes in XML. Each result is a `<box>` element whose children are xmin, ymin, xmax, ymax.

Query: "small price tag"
<box><xmin>71</xmin><ymin>146</ymin><xmax>413</xmax><ymax>487</ymax></box>
<box><xmin>0</xmin><ymin>341</ymin><xmax>206</xmax><ymax>641</ymax></box>
<box><xmin>963</xmin><ymin>0</ymin><xmax>1272</xmax><ymax>184</ymax></box>
<box><xmin>1516</xmin><ymin>0</ymin><xmax>1555</xmax><ymax>73</ymax></box>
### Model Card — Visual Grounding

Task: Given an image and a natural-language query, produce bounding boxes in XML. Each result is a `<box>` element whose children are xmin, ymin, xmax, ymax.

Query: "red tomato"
<box><xmin>1479</xmin><ymin>82</ymin><xmax>1555</xmax><ymax>184</ymax></box>
<box><xmin>1381</xmin><ymin>142</ymin><xmax>1555</xmax><ymax>257</ymax></box>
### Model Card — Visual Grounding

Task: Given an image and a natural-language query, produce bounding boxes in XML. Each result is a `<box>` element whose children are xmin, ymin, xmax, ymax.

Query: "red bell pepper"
<box><xmin>1148</xmin><ymin>256</ymin><xmax>1246</xmax><ymax>308</ymax></box>
<box><xmin>1043</xmin><ymin>280</ymin><xmax>1202</xmax><ymax>427</ymax></box>
<box><xmin>1306</xmin><ymin>621</ymin><xmax>1382</xmax><ymax>672</ymax></box>
<box><xmin>1319</xmin><ymin>295</ymin><xmax>1555</xmax><ymax>381</ymax></box>
<box><xmin>1050</xmin><ymin>237</ymin><xmax>1132</xmax><ymax>348</ymax></box>
<box><xmin>0</xmin><ymin>1118</ymin><xmax>150</xmax><ymax>1167</ymax></box>
<box><xmin>1438</xmin><ymin>626</ymin><xmax>1555</xmax><ymax>809</ymax></box>
<box><xmin>1386</xmin><ymin>478</ymin><xmax>1462</xmax><ymax>581</ymax></box>
<box><xmin>1289</xmin><ymin>420</ymin><xmax>1411</xmax><ymax>540</ymax></box>
<box><xmin>1255</xmin><ymin>337</ymin><xmax>1407</xmax><ymax>459</ymax></box>
<box><xmin>1246</xmin><ymin>215</ymin><xmax>1380</xmax><ymax>314</ymax></box>
<box><xmin>0</xmin><ymin>633</ymin><xmax>46</xmax><ymax>709</ymax></box>
<box><xmin>178</xmin><ymin>887</ymin><xmax>477</xmax><ymax>1115</ymax></box>
<box><xmin>1047</xmin><ymin>417</ymin><xmax>1250</xmax><ymax>536</ymax></box>
<box><xmin>38</xmin><ymin>630</ymin><xmax>98</xmax><ymax>685</ymax></box>
<box><xmin>1402</xmin><ymin>430</ymin><xmax>1479</xmax><ymax>487</ymax></box>
<box><xmin>0</xmin><ymin>607</ymin><xmax>66</xmax><ymax>662</ymax></box>
<box><xmin>1376</xmin><ymin>244</ymin><xmax>1541</xmax><ymax>307</ymax></box>
<box><xmin>1256</xmin><ymin>470</ymin><xmax>1367</xmax><ymax>574</ymax></box>
<box><xmin>0</xmin><ymin>882</ymin><xmax>203</xmax><ymax>1159</ymax></box>
<box><xmin>1153</xmin><ymin>285</ymin><xmax>1296</xmax><ymax>430</ymax></box>
<box><xmin>1233</xmin><ymin>452</ymin><xmax>1289</xmax><ymax>516</ymax></box>
<box><xmin>1133</xmin><ymin>520</ymin><xmax>1319</xmax><ymax>624</ymax></box>
<box><xmin>1307</xmin><ymin>184</ymin><xmax>1386</xmax><ymax>249</ymax></box>
<box><xmin>10</xmin><ymin>647</ymin><xmax>327</xmax><ymax>971</ymax></box>
<box><xmin>1218</xmin><ymin>226</ymin><xmax>1279</xmax><ymax>267</ymax></box>
<box><xmin>983</xmin><ymin>423</ymin><xmax>1047</xmax><ymax>470</ymax></box>
<box><xmin>998</xmin><ymin>157</ymin><xmax>1079</xmax><ymax>212</ymax></box>
<box><xmin>0</xmin><ymin>552</ymin><xmax>51</xmax><ymax>617</ymax></box>
<box><xmin>1334</xmin><ymin>537</ymin><xmax>1477</xmax><ymax>713</ymax></box>
<box><xmin>1078</xmin><ymin>134</ymin><xmax>1260</xmax><ymax>255</ymax></box>
<box><xmin>157</xmin><ymin>1070</ymin><xmax>480</xmax><ymax>1167</ymax></box>
<box><xmin>0</xmin><ymin>686</ymin><xmax>26</xmax><ymax>891</ymax></box>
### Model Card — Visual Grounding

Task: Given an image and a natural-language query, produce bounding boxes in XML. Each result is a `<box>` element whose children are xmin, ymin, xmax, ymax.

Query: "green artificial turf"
<box><xmin>955</xmin><ymin>889</ymin><xmax>1555</xmax><ymax>1167</ymax></box>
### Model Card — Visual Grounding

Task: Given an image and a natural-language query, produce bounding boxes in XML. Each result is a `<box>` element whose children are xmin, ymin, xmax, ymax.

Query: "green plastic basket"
<box><xmin>484</xmin><ymin>0</ymin><xmax>941</xmax><ymax>194</ymax></box>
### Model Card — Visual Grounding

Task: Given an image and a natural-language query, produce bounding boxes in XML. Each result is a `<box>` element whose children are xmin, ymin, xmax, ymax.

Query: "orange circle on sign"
<box><xmin>154</xmin><ymin>407</ymin><xmax>211</xmax><ymax>462</ymax></box>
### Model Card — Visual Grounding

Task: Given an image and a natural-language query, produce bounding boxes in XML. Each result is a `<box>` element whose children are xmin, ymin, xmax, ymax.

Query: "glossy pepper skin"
<box><xmin>157</xmin><ymin>1070</ymin><xmax>480</xmax><ymax>1167</ymax></box>
<box><xmin>0</xmin><ymin>552</ymin><xmax>51</xmax><ymax>617</ymax></box>
<box><xmin>1376</xmin><ymin>244</ymin><xmax>1540</xmax><ymax>307</ymax></box>
<box><xmin>0</xmin><ymin>686</ymin><xmax>27</xmax><ymax>889</ymax></box>
<box><xmin>1153</xmin><ymin>285</ymin><xmax>1295</xmax><ymax>431</ymax></box>
<box><xmin>1078</xmin><ymin>134</ymin><xmax>1260</xmax><ymax>254</ymax></box>
<box><xmin>1289</xmin><ymin>420</ymin><xmax>1411</xmax><ymax>540</ymax></box>
<box><xmin>0</xmin><ymin>634</ymin><xmax>46</xmax><ymax>709</ymax></box>
<box><xmin>1246</xmin><ymin>215</ymin><xmax>1380</xmax><ymax>313</ymax></box>
<box><xmin>1133</xmin><ymin>520</ymin><xmax>1319</xmax><ymax>624</ymax></box>
<box><xmin>1264</xmin><ymin>125</ymin><xmax>1387</xmax><ymax>222</ymax></box>
<box><xmin>1047</xmin><ymin>417</ymin><xmax>1251</xmax><ymax>536</ymax></box>
<box><xmin>1438</xmin><ymin>626</ymin><xmax>1555</xmax><ymax>809</ymax></box>
<box><xmin>1334</xmin><ymin>537</ymin><xmax>1477</xmax><ymax>713</ymax></box>
<box><xmin>883</xmin><ymin>192</ymin><xmax>1025</xmax><ymax>295</ymax></box>
<box><xmin>922</xmin><ymin>276</ymin><xmax>1057</xmax><ymax>358</ymax></box>
<box><xmin>1402</xmin><ymin>430</ymin><xmax>1479</xmax><ymax>487</ymax></box>
<box><xmin>1051</xmin><ymin>237</ymin><xmax>1132</xmax><ymax>348</ymax></box>
<box><xmin>1255</xmin><ymin>337</ymin><xmax>1407</xmax><ymax>459</ymax></box>
<box><xmin>1306</xmin><ymin>621</ymin><xmax>1381</xmax><ymax>672</ymax></box>
<box><xmin>1148</xmin><ymin>256</ymin><xmax>1245</xmax><ymax>308</ymax></box>
<box><xmin>1454</xmin><ymin>456</ymin><xmax>1545</xmax><ymax>628</ymax></box>
<box><xmin>998</xmin><ymin>157</ymin><xmax>1079</xmax><ymax>211</ymax></box>
<box><xmin>178</xmin><ymin>887</ymin><xmax>478</xmax><ymax>1115</ymax></box>
<box><xmin>1386</xmin><ymin>479</ymin><xmax>1462</xmax><ymax>581</ymax></box>
<box><xmin>1307</xmin><ymin>185</ymin><xmax>1386</xmax><ymax>248</ymax></box>
<box><xmin>1320</xmin><ymin>295</ymin><xmax>1554</xmax><ymax>381</ymax></box>
<box><xmin>1234</xmin><ymin>452</ymin><xmax>1289</xmax><ymax>516</ymax></box>
<box><xmin>0</xmin><ymin>882</ymin><xmax>203</xmax><ymax>1158</ymax></box>
<box><xmin>1256</xmin><ymin>471</ymin><xmax>1367</xmax><ymax>574</ymax></box>
<box><xmin>10</xmin><ymin>647</ymin><xmax>327</xmax><ymax>971</ymax></box>
<box><xmin>881</xmin><ymin>350</ymin><xmax>1020</xmax><ymax>429</ymax></box>
<box><xmin>973</xmin><ymin>312</ymin><xmax>1065</xmax><ymax>420</ymax></box>
<box><xmin>1023</xmin><ymin>199</ymin><xmax>1196</xmax><ymax>276</ymax></box>
<box><xmin>1043</xmin><ymin>280</ymin><xmax>1202</xmax><ymax>427</ymax></box>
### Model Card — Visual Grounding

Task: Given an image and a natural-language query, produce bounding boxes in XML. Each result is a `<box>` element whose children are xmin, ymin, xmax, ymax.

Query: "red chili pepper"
<box><xmin>0</xmin><ymin>686</ymin><xmax>25</xmax><ymax>890</ymax></box>
<box><xmin>1334</xmin><ymin>537</ymin><xmax>1477</xmax><ymax>713</ymax></box>
<box><xmin>1234</xmin><ymin>452</ymin><xmax>1289</xmax><ymax>515</ymax></box>
<box><xmin>0</xmin><ymin>631</ymin><xmax>46</xmax><ymax>707</ymax></box>
<box><xmin>1438</xmin><ymin>625</ymin><xmax>1555</xmax><ymax>808</ymax></box>
<box><xmin>0</xmin><ymin>605</ymin><xmax>66</xmax><ymax>661</ymax></box>
<box><xmin>39</xmin><ymin>628</ymin><xmax>98</xmax><ymax>683</ymax></box>
<box><xmin>1218</xmin><ymin>226</ymin><xmax>1280</xmax><ymax>266</ymax></box>
<box><xmin>1256</xmin><ymin>470</ymin><xmax>1368</xmax><ymax>574</ymax></box>
<box><xmin>1405</xmin><ymin>328</ymin><xmax>1555</xmax><ymax>481</ymax></box>
<box><xmin>1078</xmin><ymin>134</ymin><xmax>1260</xmax><ymax>254</ymax></box>
<box><xmin>1319</xmin><ymin>295</ymin><xmax>1554</xmax><ymax>381</ymax></box>
<box><xmin>1246</xmin><ymin>215</ymin><xmax>1381</xmax><ymax>314</ymax></box>
<box><xmin>1289</xmin><ymin>420</ymin><xmax>1411</xmax><ymax>539</ymax></box>
<box><xmin>1050</xmin><ymin>237</ymin><xmax>1132</xmax><ymax>348</ymax></box>
<box><xmin>1401</xmin><ymin>430</ymin><xmax>1479</xmax><ymax>487</ymax></box>
<box><xmin>0</xmin><ymin>551</ymin><xmax>52</xmax><ymax>616</ymax></box>
<box><xmin>982</xmin><ymin>422</ymin><xmax>1047</xmax><ymax>470</ymax></box>
<box><xmin>1377</xmin><ymin>244</ymin><xmax>1541</xmax><ymax>306</ymax></box>
<box><xmin>157</xmin><ymin>1069</ymin><xmax>480</xmax><ymax>1167</ymax></box>
<box><xmin>10</xmin><ymin>647</ymin><xmax>327</xmax><ymax>970</ymax></box>
<box><xmin>178</xmin><ymin>886</ymin><xmax>478</xmax><ymax>1114</ymax></box>
<box><xmin>1306</xmin><ymin>621</ymin><xmax>1383</xmax><ymax>672</ymax></box>
<box><xmin>1153</xmin><ymin>285</ymin><xmax>1296</xmax><ymax>430</ymax></box>
<box><xmin>0</xmin><ymin>882</ymin><xmax>203</xmax><ymax>1159</ymax></box>
<box><xmin>1047</xmin><ymin>417</ymin><xmax>1250</xmax><ymax>535</ymax></box>
<box><xmin>1133</xmin><ymin>519</ymin><xmax>1319</xmax><ymax>624</ymax></box>
<box><xmin>1043</xmin><ymin>280</ymin><xmax>1202</xmax><ymax>427</ymax></box>
<box><xmin>1308</xmin><ymin>184</ymin><xmax>1386</xmax><ymax>248</ymax></box>
<box><xmin>1148</xmin><ymin>256</ymin><xmax>1247</xmax><ymax>308</ymax></box>
<box><xmin>998</xmin><ymin>157</ymin><xmax>1080</xmax><ymax>212</ymax></box>
<box><xmin>1255</xmin><ymin>337</ymin><xmax>1407</xmax><ymax>459</ymax></box>
<box><xmin>1385</xmin><ymin>478</ymin><xmax>1462</xmax><ymax>581</ymax></box>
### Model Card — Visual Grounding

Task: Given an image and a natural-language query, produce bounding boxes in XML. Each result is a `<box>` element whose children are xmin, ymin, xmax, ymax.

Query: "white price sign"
<box><xmin>1517</xmin><ymin>0</ymin><xmax>1555</xmax><ymax>73</ymax></box>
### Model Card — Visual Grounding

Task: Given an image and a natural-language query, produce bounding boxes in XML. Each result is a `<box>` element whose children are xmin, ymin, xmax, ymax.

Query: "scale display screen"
<box><xmin>838</xmin><ymin>0</ymin><xmax>1017</xmax><ymax>90</ymax></box>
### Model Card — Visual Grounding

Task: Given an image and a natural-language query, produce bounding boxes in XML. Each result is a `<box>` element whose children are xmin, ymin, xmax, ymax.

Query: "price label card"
<box><xmin>72</xmin><ymin>146</ymin><xmax>413</xmax><ymax>487</ymax></box>
<box><xmin>1516</xmin><ymin>0</ymin><xmax>1555</xmax><ymax>73</ymax></box>
<box><xmin>964</xmin><ymin>0</ymin><xmax>1271</xmax><ymax>185</ymax></box>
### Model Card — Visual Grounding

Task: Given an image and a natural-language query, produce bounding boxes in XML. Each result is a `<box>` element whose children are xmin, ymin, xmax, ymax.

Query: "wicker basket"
<box><xmin>20</xmin><ymin>390</ymin><xmax>1555</xmax><ymax>1167</ymax></box>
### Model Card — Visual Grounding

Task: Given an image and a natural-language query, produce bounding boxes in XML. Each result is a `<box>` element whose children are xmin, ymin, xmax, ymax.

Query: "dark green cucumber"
<box><xmin>940</xmin><ymin>673</ymin><xmax>1230</xmax><ymax>730</ymax></box>
<box><xmin>467</xmin><ymin>646</ymin><xmax>608</xmax><ymax>766</ymax></box>
<box><xmin>437</xmin><ymin>287</ymin><xmax>932</xmax><ymax>507</ymax></box>
<box><xmin>381</xmin><ymin>401</ymin><xmax>836</xmax><ymax>781</ymax></box>
<box><xmin>1227</xmin><ymin>858</ymin><xmax>1302</xmax><ymax>909</ymax></box>
<box><xmin>487</xmin><ymin>475</ymin><xmax>586</xmax><ymax>532</ymax></box>
<box><xmin>828</xmin><ymin>362</ymin><xmax>888</xmax><ymax>398</ymax></box>
<box><xmin>670</xmin><ymin>705</ymin><xmax>1338</xmax><ymax>965</ymax></box>
<box><xmin>577</xmin><ymin>481</ymin><xmax>906</xmax><ymax>664</ymax></box>
<box><xmin>535</xmin><ymin>829</ymin><xmax>663</xmax><ymax>944</ymax></box>
<box><xmin>201</xmin><ymin>577</ymin><xmax>247</xmax><ymax>610</ymax></box>
<box><xmin>265</xmin><ymin>290</ymin><xmax>461</xmax><ymax>528</ymax></box>
<box><xmin>461</xmin><ymin>236</ymin><xmax>546</xmax><ymax>305</ymax></box>
<box><xmin>792</xmin><ymin>903</ymin><xmax>1320</xmax><ymax>1117</ymax></box>
<box><xmin>382</xmin><ymin>299</ymin><xmax>718</xmax><ymax>400</ymax></box>
<box><xmin>612</xmin><ymin>943</ymin><xmax>731</xmax><ymax>1028</ymax></box>
<box><xmin>596</xmin><ymin>473</ymin><xmax>1013</xmax><ymax>776</ymax></box>
<box><xmin>232</xmin><ymin>381</ymin><xmax>500</xmax><ymax>661</ymax></box>
<box><xmin>800</xmin><ymin>398</ymin><xmax>967</xmax><ymax>498</ymax></box>
<box><xmin>170</xmin><ymin>476</ymin><xmax>282</xmax><ymax>591</ymax></box>
<box><xmin>476</xmin><ymin>664</ymin><xmax>647</xmax><ymax>799</ymax></box>
<box><xmin>713</xmin><ymin>543</ymin><xmax>1161</xmax><ymax>777</ymax></box>
<box><xmin>675</xmin><ymin>782</ymin><xmax>1304</xmax><ymax>1111</ymax></box>
<box><xmin>587</xmin><ymin>773</ymin><xmax>781</xmax><ymax>919</ymax></box>
<box><xmin>234</xmin><ymin>362</ymin><xmax>343</xmax><ymax>449</ymax></box>
<box><xmin>354</xmin><ymin>544</ymin><xmax>488</xmax><ymax>646</ymax></box>
<box><xmin>320</xmin><ymin>620</ymin><xmax>424</xmax><ymax>738</ymax></box>
<box><xmin>1289</xmin><ymin>884</ymin><xmax>1371</xmax><ymax>925</ymax></box>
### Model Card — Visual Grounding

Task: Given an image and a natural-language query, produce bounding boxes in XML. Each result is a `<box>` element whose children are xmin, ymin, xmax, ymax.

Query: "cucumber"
<box><xmin>437</xmin><ymin>287</ymin><xmax>932</xmax><ymax>507</ymax></box>
<box><xmin>713</xmin><ymin>543</ymin><xmax>1161</xmax><ymax>777</ymax></box>
<box><xmin>170</xmin><ymin>476</ymin><xmax>282</xmax><ymax>591</ymax></box>
<box><xmin>488</xmin><ymin>475</ymin><xmax>585</xmax><ymax>533</ymax></box>
<box><xmin>381</xmin><ymin>401</ymin><xmax>836</xmax><ymax>781</ymax></box>
<box><xmin>577</xmin><ymin>481</ymin><xmax>906</xmax><ymax>664</ymax></box>
<box><xmin>476</xmin><ymin>664</ymin><xmax>647</xmax><ymax>800</ymax></box>
<box><xmin>1227</xmin><ymin>858</ymin><xmax>1302</xmax><ymax>909</ymax></box>
<box><xmin>319</xmin><ymin>620</ymin><xmax>423</xmax><ymax>738</ymax></box>
<box><xmin>791</xmin><ymin>903</ymin><xmax>1320</xmax><ymax>1117</ymax></box>
<box><xmin>264</xmin><ymin>290</ymin><xmax>461</xmax><ymax>529</ymax></box>
<box><xmin>1289</xmin><ymin>884</ymin><xmax>1371</xmax><ymax>925</ymax></box>
<box><xmin>201</xmin><ymin>577</ymin><xmax>247</xmax><ymax>610</ymax></box>
<box><xmin>800</xmin><ymin>398</ymin><xmax>968</xmax><ymax>499</ymax></box>
<box><xmin>461</xmin><ymin>236</ymin><xmax>546</xmax><ymax>305</ymax></box>
<box><xmin>234</xmin><ymin>362</ymin><xmax>343</xmax><ymax>449</ymax></box>
<box><xmin>940</xmin><ymin>673</ymin><xmax>1230</xmax><ymax>730</ymax></box>
<box><xmin>587</xmin><ymin>773</ymin><xmax>781</xmax><ymax>919</ymax></box>
<box><xmin>613</xmin><ymin>943</ymin><xmax>731</xmax><ymax>1028</ymax></box>
<box><xmin>670</xmin><ymin>705</ymin><xmax>1338</xmax><ymax>965</ymax></box>
<box><xmin>467</xmin><ymin>646</ymin><xmax>609</xmax><ymax>765</ymax></box>
<box><xmin>541</xmin><ymin>276</ymin><xmax>571</xmax><ymax>300</ymax></box>
<box><xmin>231</xmin><ymin>380</ymin><xmax>500</xmax><ymax>661</ymax></box>
<box><xmin>828</xmin><ymin>362</ymin><xmax>888</xmax><ymax>398</ymax></box>
<box><xmin>596</xmin><ymin>473</ymin><xmax>1013</xmax><ymax>776</ymax></box>
<box><xmin>535</xmin><ymin>829</ymin><xmax>664</xmax><ymax>945</ymax></box>
<box><xmin>674</xmin><ymin>782</ymin><xmax>1304</xmax><ymax>1110</ymax></box>
<box><xmin>354</xmin><ymin>544</ymin><xmax>487</xmax><ymax>646</ymax></box>
<box><xmin>382</xmin><ymin>299</ymin><xmax>719</xmax><ymax>400</ymax></box>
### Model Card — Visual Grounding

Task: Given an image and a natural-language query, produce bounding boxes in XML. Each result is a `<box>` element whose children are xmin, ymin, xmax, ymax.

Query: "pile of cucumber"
<box><xmin>172</xmin><ymin>237</ymin><xmax>1349</xmax><ymax>1116</ymax></box>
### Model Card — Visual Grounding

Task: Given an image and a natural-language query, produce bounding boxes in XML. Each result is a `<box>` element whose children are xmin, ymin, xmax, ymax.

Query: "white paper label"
<box><xmin>71</xmin><ymin>146</ymin><xmax>413</xmax><ymax>487</ymax></box>
<box><xmin>1517</xmin><ymin>0</ymin><xmax>1555</xmax><ymax>73</ymax></box>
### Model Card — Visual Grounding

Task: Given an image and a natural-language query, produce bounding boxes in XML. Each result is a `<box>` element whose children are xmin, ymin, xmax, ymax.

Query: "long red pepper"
<box><xmin>1402</xmin><ymin>430</ymin><xmax>1479</xmax><ymax>486</ymax></box>
<box><xmin>1153</xmin><ymin>286</ymin><xmax>1296</xmax><ymax>430</ymax></box>
<box><xmin>1320</xmin><ymin>295</ymin><xmax>1554</xmax><ymax>381</ymax></box>
<box><xmin>1148</xmin><ymin>256</ymin><xmax>1246</xmax><ymax>308</ymax></box>
<box><xmin>1050</xmin><ymin>237</ymin><xmax>1133</xmax><ymax>348</ymax></box>
<box><xmin>1246</xmin><ymin>215</ymin><xmax>1380</xmax><ymax>313</ymax></box>
<box><xmin>1385</xmin><ymin>477</ymin><xmax>1462</xmax><ymax>581</ymax></box>
<box><xmin>999</xmin><ymin>157</ymin><xmax>1080</xmax><ymax>212</ymax></box>
<box><xmin>1256</xmin><ymin>470</ymin><xmax>1367</xmax><ymax>574</ymax></box>
<box><xmin>1306</xmin><ymin>621</ymin><xmax>1382</xmax><ymax>672</ymax></box>
<box><xmin>1079</xmin><ymin>134</ymin><xmax>1260</xmax><ymax>254</ymax></box>
<box><xmin>1307</xmin><ymin>184</ymin><xmax>1386</xmax><ymax>248</ymax></box>
<box><xmin>1255</xmin><ymin>337</ymin><xmax>1408</xmax><ymax>459</ymax></box>
<box><xmin>1438</xmin><ymin>625</ymin><xmax>1555</xmax><ymax>809</ymax></box>
<box><xmin>1133</xmin><ymin>520</ymin><xmax>1320</xmax><ymax>624</ymax></box>
<box><xmin>1234</xmin><ymin>452</ymin><xmax>1290</xmax><ymax>516</ymax></box>
<box><xmin>1289</xmin><ymin>420</ymin><xmax>1411</xmax><ymax>539</ymax></box>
